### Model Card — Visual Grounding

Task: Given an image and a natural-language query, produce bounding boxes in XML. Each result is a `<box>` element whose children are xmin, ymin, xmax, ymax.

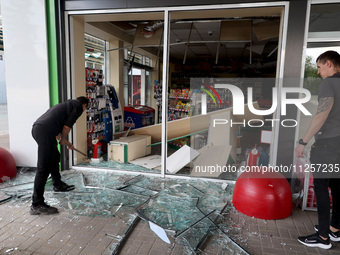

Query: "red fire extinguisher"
<box><xmin>246</xmin><ymin>144</ymin><xmax>260</xmax><ymax>167</ymax></box>
<box><xmin>93</xmin><ymin>140</ymin><xmax>102</xmax><ymax>159</ymax></box>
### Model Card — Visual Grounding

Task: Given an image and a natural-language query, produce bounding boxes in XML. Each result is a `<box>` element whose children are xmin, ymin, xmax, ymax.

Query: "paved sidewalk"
<box><xmin>0</xmin><ymin>169</ymin><xmax>339</xmax><ymax>255</ymax></box>
<box><xmin>120</xmin><ymin>207</ymin><xmax>340</xmax><ymax>255</ymax></box>
<box><xmin>0</xmin><ymin>197</ymin><xmax>340</xmax><ymax>254</ymax></box>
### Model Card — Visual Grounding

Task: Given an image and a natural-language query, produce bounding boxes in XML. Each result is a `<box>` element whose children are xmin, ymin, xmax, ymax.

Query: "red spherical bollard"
<box><xmin>232</xmin><ymin>167</ymin><xmax>292</xmax><ymax>220</ymax></box>
<box><xmin>0</xmin><ymin>147</ymin><xmax>17</xmax><ymax>183</ymax></box>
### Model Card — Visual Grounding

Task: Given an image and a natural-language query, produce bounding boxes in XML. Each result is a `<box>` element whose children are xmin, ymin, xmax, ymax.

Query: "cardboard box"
<box><xmin>109</xmin><ymin>135</ymin><xmax>151</xmax><ymax>163</ymax></box>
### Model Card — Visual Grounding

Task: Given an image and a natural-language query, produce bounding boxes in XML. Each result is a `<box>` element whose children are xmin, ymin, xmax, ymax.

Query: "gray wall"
<box><xmin>2</xmin><ymin>0</ymin><xmax>50</xmax><ymax>166</ymax></box>
<box><xmin>277</xmin><ymin>0</ymin><xmax>308</xmax><ymax>172</ymax></box>
<box><xmin>64</xmin><ymin>0</ymin><xmax>284</xmax><ymax>10</ymax></box>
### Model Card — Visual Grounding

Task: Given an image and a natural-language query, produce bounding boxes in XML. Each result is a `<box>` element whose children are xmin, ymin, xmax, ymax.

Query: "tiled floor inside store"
<box><xmin>0</xmin><ymin>169</ymin><xmax>339</xmax><ymax>255</ymax></box>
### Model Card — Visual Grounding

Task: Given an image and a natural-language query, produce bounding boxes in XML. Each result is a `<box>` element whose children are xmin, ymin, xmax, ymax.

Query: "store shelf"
<box><xmin>207</xmin><ymin>100</ymin><xmax>231</xmax><ymax>104</ymax></box>
<box><xmin>169</xmin><ymin>108</ymin><xmax>190</xmax><ymax>113</ymax></box>
<box><xmin>169</xmin><ymin>96</ymin><xmax>191</xmax><ymax>100</ymax></box>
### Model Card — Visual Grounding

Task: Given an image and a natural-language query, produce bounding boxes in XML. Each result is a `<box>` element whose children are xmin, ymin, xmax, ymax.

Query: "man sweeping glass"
<box><xmin>31</xmin><ymin>96</ymin><xmax>88</xmax><ymax>215</ymax></box>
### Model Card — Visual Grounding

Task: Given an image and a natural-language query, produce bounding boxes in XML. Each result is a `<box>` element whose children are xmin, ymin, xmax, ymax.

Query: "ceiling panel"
<box><xmin>309</xmin><ymin>3</ymin><xmax>340</xmax><ymax>32</ymax></box>
<box><xmin>85</xmin><ymin>7</ymin><xmax>281</xmax><ymax>65</ymax></box>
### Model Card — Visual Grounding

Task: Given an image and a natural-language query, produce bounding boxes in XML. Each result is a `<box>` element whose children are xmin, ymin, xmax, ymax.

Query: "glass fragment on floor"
<box><xmin>0</xmin><ymin>169</ymin><xmax>248</xmax><ymax>254</ymax></box>
<box><xmin>77</xmin><ymin>160</ymin><xmax>160</xmax><ymax>173</ymax></box>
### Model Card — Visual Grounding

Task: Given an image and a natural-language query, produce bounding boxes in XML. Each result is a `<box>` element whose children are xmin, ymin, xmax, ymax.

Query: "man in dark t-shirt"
<box><xmin>31</xmin><ymin>96</ymin><xmax>88</xmax><ymax>215</ymax></box>
<box><xmin>295</xmin><ymin>51</ymin><xmax>340</xmax><ymax>249</ymax></box>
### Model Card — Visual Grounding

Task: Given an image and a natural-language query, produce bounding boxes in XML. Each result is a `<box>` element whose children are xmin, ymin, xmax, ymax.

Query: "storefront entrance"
<box><xmin>64</xmin><ymin>3</ymin><xmax>289</xmax><ymax>181</ymax></box>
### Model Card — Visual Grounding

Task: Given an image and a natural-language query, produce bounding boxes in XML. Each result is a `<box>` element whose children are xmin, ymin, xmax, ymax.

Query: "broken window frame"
<box><xmin>66</xmin><ymin>2</ymin><xmax>289</xmax><ymax>180</ymax></box>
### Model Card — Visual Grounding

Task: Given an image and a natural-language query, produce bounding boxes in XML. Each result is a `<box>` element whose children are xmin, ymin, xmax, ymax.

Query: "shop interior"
<box><xmin>73</xmin><ymin>6</ymin><xmax>284</xmax><ymax>180</ymax></box>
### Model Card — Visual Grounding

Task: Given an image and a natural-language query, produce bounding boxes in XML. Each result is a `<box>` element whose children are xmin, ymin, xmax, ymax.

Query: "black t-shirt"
<box><xmin>316</xmin><ymin>72</ymin><xmax>340</xmax><ymax>139</ymax></box>
<box><xmin>34</xmin><ymin>100</ymin><xmax>84</xmax><ymax>136</ymax></box>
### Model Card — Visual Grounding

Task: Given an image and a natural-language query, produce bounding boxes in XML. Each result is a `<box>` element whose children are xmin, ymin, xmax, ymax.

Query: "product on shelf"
<box><xmin>85</xmin><ymin>68</ymin><xmax>123</xmax><ymax>158</ymax></box>
<box><xmin>124</xmin><ymin>105</ymin><xmax>155</xmax><ymax>130</ymax></box>
<box><xmin>169</xmin><ymin>137</ymin><xmax>190</xmax><ymax>149</ymax></box>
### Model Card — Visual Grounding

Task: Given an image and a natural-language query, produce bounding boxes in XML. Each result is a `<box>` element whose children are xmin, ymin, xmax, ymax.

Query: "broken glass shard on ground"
<box><xmin>0</xmin><ymin>169</ymin><xmax>247</xmax><ymax>254</ymax></box>
<box><xmin>45</xmin><ymin>172</ymin><xmax>149</xmax><ymax>217</ymax></box>
<box><xmin>176</xmin><ymin>212</ymin><xmax>218</xmax><ymax>252</ymax></box>
<box><xmin>137</xmin><ymin>195</ymin><xmax>204</xmax><ymax>232</ymax></box>
<box><xmin>203</xmin><ymin>228</ymin><xmax>250</xmax><ymax>255</ymax></box>
<box><xmin>0</xmin><ymin>190</ymin><xmax>12</xmax><ymax>204</ymax></box>
<box><xmin>136</xmin><ymin>181</ymin><xmax>230</xmax><ymax>229</ymax></box>
<box><xmin>119</xmin><ymin>185</ymin><xmax>159</xmax><ymax>197</ymax></box>
<box><xmin>106</xmin><ymin>207</ymin><xmax>140</xmax><ymax>255</ymax></box>
<box><xmin>0</xmin><ymin>168</ymin><xmax>36</xmax><ymax>198</ymax></box>
<box><xmin>77</xmin><ymin>160</ymin><xmax>160</xmax><ymax>173</ymax></box>
<box><xmin>133</xmin><ymin>177</ymin><xmax>241</xmax><ymax>253</ymax></box>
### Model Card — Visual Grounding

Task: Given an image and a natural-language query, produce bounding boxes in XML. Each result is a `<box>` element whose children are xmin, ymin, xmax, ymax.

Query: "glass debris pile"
<box><xmin>0</xmin><ymin>169</ymin><xmax>249</xmax><ymax>254</ymax></box>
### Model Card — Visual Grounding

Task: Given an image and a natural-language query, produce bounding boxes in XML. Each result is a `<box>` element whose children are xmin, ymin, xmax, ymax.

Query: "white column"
<box><xmin>1</xmin><ymin>0</ymin><xmax>50</xmax><ymax>166</ymax></box>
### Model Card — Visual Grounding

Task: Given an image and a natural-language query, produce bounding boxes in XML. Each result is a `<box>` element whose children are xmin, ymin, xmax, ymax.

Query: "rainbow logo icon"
<box><xmin>201</xmin><ymin>83</ymin><xmax>223</xmax><ymax>107</ymax></box>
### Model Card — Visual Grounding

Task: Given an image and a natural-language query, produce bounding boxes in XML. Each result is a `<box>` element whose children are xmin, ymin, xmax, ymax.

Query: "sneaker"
<box><xmin>314</xmin><ymin>225</ymin><xmax>340</xmax><ymax>242</ymax></box>
<box><xmin>30</xmin><ymin>203</ymin><xmax>59</xmax><ymax>215</ymax></box>
<box><xmin>298</xmin><ymin>232</ymin><xmax>331</xmax><ymax>249</ymax></box>
<box><xmin>53</xmin><ymin>181</ymin><xmax>75</xmax><ymax>192</ymax></box>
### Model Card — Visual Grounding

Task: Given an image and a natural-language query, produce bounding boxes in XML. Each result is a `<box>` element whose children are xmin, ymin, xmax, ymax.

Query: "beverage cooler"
<box><xmin>124</xmin><ymin>105</ymin><xmax>155</xmax><ymax>130</ymax></box>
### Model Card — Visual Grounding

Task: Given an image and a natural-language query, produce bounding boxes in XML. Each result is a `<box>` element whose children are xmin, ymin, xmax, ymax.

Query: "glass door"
<box><xmin>166</xmin><ymin>7</ymin><xmax>284</xmax><ymax>180</ymax></box>
<box><xmin>299</xmin><ymin>1</ymin><xmax>340</xmax><ymax>211</ymax></box>
<box><xmin>298</xmin><ymin>1</ymin><xmax>340</xmax><ymax>157</ymax></box>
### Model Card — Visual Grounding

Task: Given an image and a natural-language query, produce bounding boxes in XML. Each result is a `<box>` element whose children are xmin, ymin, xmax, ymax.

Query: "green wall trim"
<box><xmin>46</xmin><ymin>0</ymin><xmax>59</xmax><ymax>107</ymax></box>
<box><xmin>46</xmin><ymin>0</ymin><xmax>61</xmax><ymax>170</ymax></box>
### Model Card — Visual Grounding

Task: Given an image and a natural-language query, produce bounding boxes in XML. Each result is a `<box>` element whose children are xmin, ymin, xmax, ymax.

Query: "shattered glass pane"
<box><xmin>192</xmin><ymin>181</ymin><xmax>231</xmax><ymax>215</ymax></box>
<box><xmin>176</xmin><ymin>210</ymin><xmax>220</xmax><ymax>251</ymax></box>
<box><xmin>106</xmin><ymin>207</ymin><xmax>140</xmax><ymax>254</ymax></box>
<box><xmin>55</xmin><ymin>172</ymin><xmax>86</xmax><ymax>188</ymax></box>
<box><xmin>0</xmin><ymin>170</ymin><xmax>36</xmax><ymax>200</ymax></box>
<box><xmin>0</xmin><ymin>169</ymin><xmax>247</xmax><ymax>255</ymax></box>
<box><xmin>0</xmin><ymin>190</ymin><xmax>12</xmax><ymax>204</ymax></box>
<box><xmin>0</xmin><ymin>168</ymin><xmax>36</xmax><ymax>194</ymax></box>
<box><xmin>45</xmin><ymin>173</ymin><xmax>149</xmax><ymax>217</ymax></box>
<box><xmin>78</xmin><ymin>171</ymin><xmax>136</xmax><ymax>189</ymax></box>
<box><xmin>135</xmin><ymin>180</ymin><xmax>229</xmax><ymax>233</ymax></box>
<box><xmin>138</xmin><ymin>195</ymin><xmax>204</xmax><ymax>232</ymax></box>
<box><xmin>120</xmin><ymin>185</ymin><xmax>159</xmax><ymax>197</ymax></box>
<box><xmin>129</xmin><ymin>176</ymin><xmax>241</xmax><ymax>253</ymax></box>
<box><xmin>0</xmin><ymin>182</ymin><xmax>34</xmax><ymax>197</ymax></box>
<box><xmin>205</xmin><ymin>228</ymin><xmax>250</xmax><ymax>255</ymax></box>
<box><xmin>167</xmin><ymin>183</ymin><xmax>205</xmax><ymax>197</ymax></box>
<box><xmin>77</xmin><ymin>160</ymin><xmax>160</xmax><ymax>174</ymax></box>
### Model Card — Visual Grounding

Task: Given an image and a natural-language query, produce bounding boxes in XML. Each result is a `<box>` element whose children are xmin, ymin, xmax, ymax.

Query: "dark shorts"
<box><xmin>310</xmin><ymin>136</ymin><xmax>340</xmax><ymax>179</ymax></box>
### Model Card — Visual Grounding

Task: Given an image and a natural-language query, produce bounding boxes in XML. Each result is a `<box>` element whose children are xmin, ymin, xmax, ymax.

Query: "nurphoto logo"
<box><xmin>210</xmin><ymin>84</ymin><xmax>311</xmax><ymax>128</ymax></box>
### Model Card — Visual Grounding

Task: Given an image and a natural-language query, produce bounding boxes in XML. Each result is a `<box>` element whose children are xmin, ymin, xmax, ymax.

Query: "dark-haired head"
<box><xmin>316</xmin><ymin>50</ymin><xmax>340</xmax><ymax>67</ymax></box>
<box><xmin>76</xmin><ymin>96</ymin><xmax>89</xmax><ymax>106</ymax></box>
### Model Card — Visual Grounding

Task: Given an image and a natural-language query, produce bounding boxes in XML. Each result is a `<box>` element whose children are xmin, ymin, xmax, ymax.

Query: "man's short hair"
<box><xmin>316</xmin><ymin>50</ymin><xmax>340</xmax><ymax>67</ymax></box>
<box><xmin>76</xmin><ymin>96</ymin><xmax>89</xmax><ymax>106</ymax></box>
